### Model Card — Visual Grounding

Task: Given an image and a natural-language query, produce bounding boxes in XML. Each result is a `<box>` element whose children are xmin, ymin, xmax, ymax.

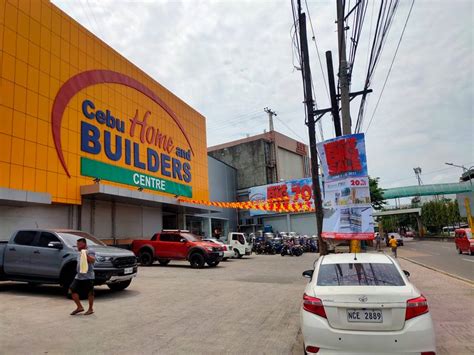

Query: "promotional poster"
<box><xmin>248</xmin><ymin>178</ymin><xmax>315</xmax><ymax>216</ymax></box>
<box><xmin>317</xmin><ymin>134</ymin><xmax>374</xmax><ymax>240</ymax></box>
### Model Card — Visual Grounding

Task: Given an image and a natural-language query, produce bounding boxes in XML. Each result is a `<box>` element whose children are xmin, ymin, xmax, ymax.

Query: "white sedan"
<box><xmin>300</xmin><ymin>253</ymin><xmax>435</xmax><ymax>354</ymax></box>
<box><xmin>203</xmin><ymin>239</ymin><xmax>234</xmax><ymax>260</ymax></box>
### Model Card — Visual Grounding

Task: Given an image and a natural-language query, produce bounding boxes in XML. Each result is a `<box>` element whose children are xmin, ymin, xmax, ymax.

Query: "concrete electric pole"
<box><xmin>297</xmin><ymin>0</ymin><xmax>327</xmax><ymax>255</ymax></box>
<box><xmin>336</xmin><ymin>0</ymin><xmax>352</xmax><ymax>135</ymax></box>
<box><xmin>264</xmin><ymin>107</ymin><xmax>276</xmax><ymax>132</ymax></box>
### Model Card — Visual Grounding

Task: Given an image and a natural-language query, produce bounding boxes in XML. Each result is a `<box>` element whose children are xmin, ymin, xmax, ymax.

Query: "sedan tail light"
<box><xmin>223</xmin><ymin>245</ymin><xmax>227</xmax><ymax>251</ymax></box>
<box><xmin>303</xmin><ymin>294</ymin><xmax>326</xmax><ymax>319</ymax></box>
<box><xmin>421</xmin><ymin>352</ymin><xmax>436</xmax><ymax>355</ymax></box>
<box><xmin>405</xmin><ymin>295</ymin><xmax>429</xmax><ymax>320</ymax></box>
<box><xmin>305</xmin><ymin>345</ymin><xmax>320</xmax><ymax>353</ymax></box>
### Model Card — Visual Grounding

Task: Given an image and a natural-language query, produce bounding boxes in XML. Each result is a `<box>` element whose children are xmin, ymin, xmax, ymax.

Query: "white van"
<box><xmin>228</xmin><ymin>232</ymin><xmax>251</xmax><ymax>258</ymax></box>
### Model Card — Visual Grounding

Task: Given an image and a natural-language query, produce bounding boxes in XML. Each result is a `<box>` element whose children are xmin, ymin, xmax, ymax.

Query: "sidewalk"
<box><xmin>397</xmin><ymin>255</ymin><xmax>474</xmax><ymax>354</ymax></box>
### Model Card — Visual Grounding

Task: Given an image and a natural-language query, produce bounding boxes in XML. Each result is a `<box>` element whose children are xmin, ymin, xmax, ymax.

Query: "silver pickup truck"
<box><xmin>0</xmin><ymin>229</ymin><xmax>138</xmax><ymax>295</ymax></box>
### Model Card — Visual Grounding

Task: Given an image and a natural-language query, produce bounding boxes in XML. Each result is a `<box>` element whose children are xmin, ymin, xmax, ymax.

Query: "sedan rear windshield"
<box><xmin>317</xmin><ymin>263</ymin><xmax>405</xmax><ymax>286</ymax></box>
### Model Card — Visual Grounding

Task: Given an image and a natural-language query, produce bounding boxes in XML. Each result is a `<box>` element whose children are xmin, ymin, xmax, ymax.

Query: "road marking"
<box><xmin>462</xmin><ymin>258</ymin><xmax>474</xmax><ymax>263</ymax></box>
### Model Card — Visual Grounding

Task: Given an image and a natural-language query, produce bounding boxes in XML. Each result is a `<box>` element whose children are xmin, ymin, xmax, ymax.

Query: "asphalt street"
<box><xmin>0</xmin><ymin>252</ymin><xmax>472</xmax><ymax>354</ymax></box>
<box><xmin>399</xmin><ymin>239</ymin><xmax>474</xmax><ymax>282</ymax></box>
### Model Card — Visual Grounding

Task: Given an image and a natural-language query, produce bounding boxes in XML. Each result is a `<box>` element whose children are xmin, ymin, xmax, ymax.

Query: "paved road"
<box><xmin>399</xmin><ymin>239</ymin><xmax>474</xmax><ymax>282</ymax></box>
<box><xmin>1</xmin><ymin>252</ymin><xmax>472</xmax><ymax>354</ymax></box>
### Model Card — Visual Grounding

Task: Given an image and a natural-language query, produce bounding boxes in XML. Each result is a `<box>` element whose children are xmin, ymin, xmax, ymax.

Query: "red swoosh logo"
<box><xmin>51</xmin><ymin>69</ymin><xmax>195</xmax><ymax>177</ymax></box>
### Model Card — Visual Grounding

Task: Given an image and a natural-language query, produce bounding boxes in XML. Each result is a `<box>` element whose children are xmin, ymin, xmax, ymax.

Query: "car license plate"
<box><xmin>347</xmin><ymin>309</ymin><xmax>383</xmax><ymax>323</ymax></box>
<box><xmin>124</xmin><ymin>267</ymin><xmax>133</xmax><ymax>275</ymax></box>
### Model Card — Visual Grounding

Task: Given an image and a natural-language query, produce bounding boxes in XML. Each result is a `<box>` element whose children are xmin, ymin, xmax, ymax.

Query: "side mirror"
<box><xmin>48</xmin><ymin>241</ymin><xmax>63</xmax><ymax>249</ymax></box>
<box><xmin>302</xmin><ymin>270</ymin><xmax>314</xmax><ymax>279</ymax></box>
<box><xmin>180</xmin><ymin>238</ymin><xmax>187</xmax><ymax>243</ymax></box>
<box><xmin>403</xmin><ymin>270</ymin><xmax>410</xmax><ymax>277</ymax></box>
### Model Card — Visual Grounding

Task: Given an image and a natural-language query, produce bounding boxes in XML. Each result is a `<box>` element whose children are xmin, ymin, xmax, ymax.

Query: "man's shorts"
<box><xmin>70</xmin><ymin>279</ymin><xmax>95</xmax><ymax>295</ymax></box>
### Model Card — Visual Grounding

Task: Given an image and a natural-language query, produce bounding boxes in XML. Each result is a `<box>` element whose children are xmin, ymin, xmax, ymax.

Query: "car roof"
<box><xmin>320</xmin><ymin>253</ymin><xmax>393</xmax><ymax>265</ymax></box>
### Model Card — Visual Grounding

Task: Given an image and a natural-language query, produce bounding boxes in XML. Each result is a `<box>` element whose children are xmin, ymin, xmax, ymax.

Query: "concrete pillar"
<box><xmin>177</xmin><ymin>211</ymin><xmax>186</xmax><ymax>230</ymax></box>
<box><xmin>90</xmin><ymin>199</ymin><xmax>96</xmax><ymax>235</ymax></box>
<box><xmin>286</xmin><ymin>214</ymin><xmax>291</xmax><ymax>232</ymax></box>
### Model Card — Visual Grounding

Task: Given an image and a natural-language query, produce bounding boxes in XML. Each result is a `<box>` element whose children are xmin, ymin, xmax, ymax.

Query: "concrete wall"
<box><xmin>277</xmin><ymin>147</ymin><xmax>305</xmax><ymax>180</ymax></box>
<box><xmin>80</xmin><ymin>199</ymin><xmax>162</xmax><ymax>240</ymax></box>
<box><xmin>0</xmin><ymin>204</ymin><xmax>76</xmax><ymax>241</ymax></box>
<box><xmin>208</xmin><ymin>140</ymin><xmax>268</xmax><ymax>189</ymax></box>
<box><xmin>199</xmin><ymin>156</ymin><xmax>238</xmax><ymax>234</ymax></box>
<box><xmin>262</xmin><ymin>213</ymin><xmax>317</xmax><ymax>236</ymax></box>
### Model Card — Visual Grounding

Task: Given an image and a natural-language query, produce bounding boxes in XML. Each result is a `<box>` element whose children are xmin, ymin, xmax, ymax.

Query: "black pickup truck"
<box><xmin>0</xmin><ymin>229</ymin><xmax>138</xmax><ymax>295</ymax></box>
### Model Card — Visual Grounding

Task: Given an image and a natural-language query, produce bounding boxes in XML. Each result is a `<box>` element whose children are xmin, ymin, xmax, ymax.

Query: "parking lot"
<box><xmin>0</xmin><ymin>253</ymin><xmax>313</xmax><ymax>354</ymax></box>
<box><xmin>1</xmin><ymin>250</ymin><xmax>473</xmax><ymax>355</ymax></box>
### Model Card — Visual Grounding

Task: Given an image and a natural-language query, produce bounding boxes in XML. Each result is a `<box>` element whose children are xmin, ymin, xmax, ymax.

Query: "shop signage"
<box><xmin>248</xmin><ymin>177</ymin><xmax>315</xmax><ymax>216</ymax></box>
<box><xmin>51</xmin><ymin>70</ymin><xmax>194</xmax><ymax>196</ymax></box>
<box><xmin>317</xmin><ymin>134</ymin><xmax>374</xmax><ymax>240</ymax></box>
<box><xmin>81</xmin><ymin>157</ymin><xmax>192</xmax><ymax>197</ymax></box>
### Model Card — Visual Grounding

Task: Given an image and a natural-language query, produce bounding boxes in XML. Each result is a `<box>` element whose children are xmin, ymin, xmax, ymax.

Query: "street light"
<box><xmin>445</xmin><ymin>162</ymin><xmax>468</xmax><ymax>172</ymax></box>
<box><xmin>445</xmin><ymin>162</ymin><xmax>474</xmax><ymax>186</ymax></box>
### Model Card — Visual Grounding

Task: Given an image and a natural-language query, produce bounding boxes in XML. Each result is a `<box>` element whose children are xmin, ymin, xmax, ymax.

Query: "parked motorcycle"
<box><xmin>280</xmin><ymin>243</ymin><xmax>303</xmax><ymax>257</ymax></box>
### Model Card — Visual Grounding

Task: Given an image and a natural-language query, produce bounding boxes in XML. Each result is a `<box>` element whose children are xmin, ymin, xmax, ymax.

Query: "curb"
<box><xmin>399</xmin><ymin>256</ymin><xmax>474</xmax><ymax>286</ymax></box>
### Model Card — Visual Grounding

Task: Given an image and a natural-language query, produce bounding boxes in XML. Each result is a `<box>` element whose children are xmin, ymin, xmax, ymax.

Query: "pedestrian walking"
<box><xmin>70</xmin><ymin>238</ymin><xmax>96</xmax><ymax>316</ymax></box>
<box><xmin>389</xmin><ymin>235</ymin><xmax>398</xmax><ymax>258</ymax></box>
<box><xmin>375</xmin><ymin>232</ymin><xmax>381</xmax><ymax>251</ymax></box>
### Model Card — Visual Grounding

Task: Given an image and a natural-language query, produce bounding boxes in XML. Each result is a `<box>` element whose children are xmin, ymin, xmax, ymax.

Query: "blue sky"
<box><xmin>53</xmin><ymin>0</ymin><xmax>473</xmax><ymax>191</ymax></box>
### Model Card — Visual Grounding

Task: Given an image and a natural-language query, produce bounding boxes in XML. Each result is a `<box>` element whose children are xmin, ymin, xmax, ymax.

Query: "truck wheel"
<box><xmin>207</xmin><ymin>260</ymin><xmax>220</xmax><ymax>267</ymax></box>
<box><xmin>108</xmin><ymin>279</ymin><xmax>132</xmax><ymax>291</ymax></box>
<box><xmin>139</xmin><ymin>250</ymin><xmax>154</xmax><ymax>266</ymax></box>
<box><xmin>470</xmin><ymin>250</ymin><xmax>474</xmax><ymax>256</ymax></box>
<box><xmin>234</xmin><ymin>249</ymin><xmax>242</xmax><ymax>259</ymax></box>
<box><xmin>189</xmin><ymin>253</ymin><xmax>205</xmax><ymax>268</ymax></box>
<box><xmin>158</xmin><ymin>259</ymin><xmax>170</xmax><ymax>266</ymax></box>
<box><xmin>458</xmin><ymin>247</ymin><xmax>462</xmax><ymax>254</ymax></box>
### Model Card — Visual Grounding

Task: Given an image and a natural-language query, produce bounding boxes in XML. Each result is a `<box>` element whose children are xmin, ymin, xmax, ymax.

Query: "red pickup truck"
<box><xmin>131</xmin><ymin>230</ymin><xmax>224</xmax><ymax>268</ymax></box>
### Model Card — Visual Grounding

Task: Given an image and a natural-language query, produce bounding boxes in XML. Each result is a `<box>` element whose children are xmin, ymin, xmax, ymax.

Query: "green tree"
<box><xmin>369</xmin><ymin>177</ymin><xmax>386</xmax><ymax>211</ymax></box>
<box><xmin>421</xmin><ymin>199</ymin><xmax>463</xmax><ymax>234</ymax></box>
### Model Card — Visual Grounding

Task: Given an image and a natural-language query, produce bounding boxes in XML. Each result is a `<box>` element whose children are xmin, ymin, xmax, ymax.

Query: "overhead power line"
<box><xmin>354</xmin><ymin>0</ymin><xmax>400</xmax><ymax>132</ymax></box>
<box><xmin>365</xmin><ymin>0</ymin><xmax>415</xmax><ymax>133</ymax></box>
<box><xmin>304</xmin><ymin>0</ymin><xmax>330</xmax><ymax>103</ymax></box>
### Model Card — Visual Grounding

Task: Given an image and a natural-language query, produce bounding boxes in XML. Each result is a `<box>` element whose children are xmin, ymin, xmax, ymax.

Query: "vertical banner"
<box><xmin>317</xmin><ymin>133</ymin><xmax>374</xmax><ymax>240</ymax></box>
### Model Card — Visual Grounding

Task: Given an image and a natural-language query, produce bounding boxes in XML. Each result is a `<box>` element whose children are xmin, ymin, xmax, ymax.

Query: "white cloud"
<box><xmin>53</xmin><ymin>0</ymin><xmax>473</xmax><ymax>190</ymax></box>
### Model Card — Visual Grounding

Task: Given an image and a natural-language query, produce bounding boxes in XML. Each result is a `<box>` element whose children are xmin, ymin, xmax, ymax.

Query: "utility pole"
<box><xmin>264</xmin><ymin>107</ymin><xmax>278</xmax><ymax>182</ymax></box>
<box><xmin>336</xmin><ymin>0</ymin><xmax>352</xmax><ymax>135</ymax></box>
<box><xmin>264</xmin><ymin>107</ymin><xmax>276</xmax><ymax>132</ymax></box>
<box><xmin>413</xmin><ymin>167</ymin><xmax>423</xmax><ymax>186</ymax></box>
<box><xmin>297</xmin><ymin>0</ymin><xmax>327</xmax><ymax>255</ymax></box>
<box><xmin>325</xmin><ymin>51</ymin><xmax>342</xmax><ymax>137</ymax></box>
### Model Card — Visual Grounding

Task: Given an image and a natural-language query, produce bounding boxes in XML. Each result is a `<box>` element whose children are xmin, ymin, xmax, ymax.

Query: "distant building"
<box><xmin>208</xmin><ymin>131</ymin><xmax>310</xmax><ymax>189</ymax></box>
<box><xmin>208</xmin><ymin>131</ymin><xmax>316</xmax><ymax>235</ymax></box>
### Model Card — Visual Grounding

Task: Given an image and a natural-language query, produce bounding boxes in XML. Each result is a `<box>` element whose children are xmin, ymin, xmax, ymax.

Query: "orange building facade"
<box><xmin>0</xmin><ymin>0</ymin><xmax>211</xmax><ymax>240</ymax></box>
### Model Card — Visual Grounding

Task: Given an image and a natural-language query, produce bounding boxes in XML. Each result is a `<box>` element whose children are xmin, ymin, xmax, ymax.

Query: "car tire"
<box><xmin>158</xmin><ymin>259</ymin><xmax>170</xmax><ymax>266</ymax></box>
<box><xmin>223</xmin><ymin>257</ymin><xmax>228</xmax><ymax>261</ymax></box>
<box><xmin>139</xmin><ymin>250</ymin><xmax>154</xmax><ymax>266</ymax></box>
<box><xmin>234</xmin><ymin>249</ymin><xmax>241</xmax><ymax>259</ymax></box>
<box><xmin>189</xmin><ymin>253</ymin><xmax>205</xmax><ymax>268</ymax></box>
<box><xmin>108</xmin><ymin>279</ymin><xmax>132</xmax><ymax>291</ymax></box>
<box><xmin>207</xmin><ymin>260</ymin><xmax>220</xmax><ymax>267</ymax></box>
<box><xmin>458</xmin><ymin>247</ymin><xmax>462</xmax><ymax>254</ymax></box>
<box><xmin>470</xmin><ymin>250</ymin><xmax>474</xmax><ymax>256</ymax></box>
